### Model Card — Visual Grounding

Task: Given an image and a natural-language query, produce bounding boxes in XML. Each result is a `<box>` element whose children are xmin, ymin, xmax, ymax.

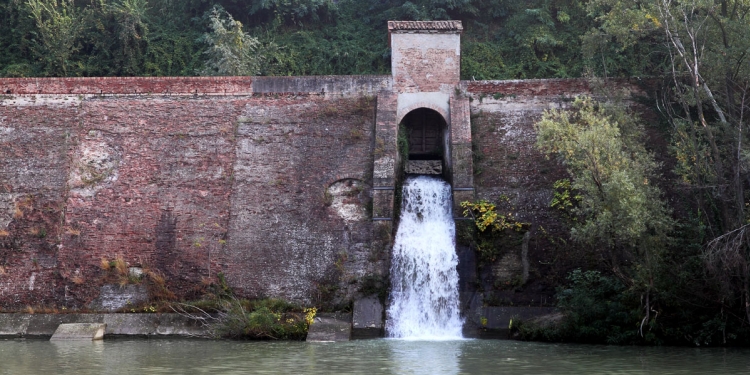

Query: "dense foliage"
<box><xmin>0</xmin><ymin>0</ymin><xmax>592</xmax><ymax>78</ymax></box>
<box><xmin>522</xmin><ymin>0</ymin><xmax>750</xmax><ymax>346</ymax></box>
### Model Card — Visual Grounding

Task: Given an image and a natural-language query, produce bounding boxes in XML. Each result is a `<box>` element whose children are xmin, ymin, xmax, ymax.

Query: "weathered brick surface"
<box><xmin>0</xmin><ymin>104</ymin><xmax>77</xmax><ymax>306</ymax></box>
<box><xmin>470</xmin><ymin>97</ymin><xmax>569</xmax><ymax>206</ymax></box>
<box><xmin>467</xmin><ymin>79</ymin><xmax>591</xmax><ymax>97</ymax></box>
<box><xmin>60</xmin><ymin>98</ymin><xmax>240</xmax><ymax>302</ymax></box>
<box><xmin>0</xmin><ymin>74</ymin><xmax>609</xmax><ymax>309</ymax></box>
<box><xmin>466</xmin><ymin>86</ymin><xmax>595</xmax><ymax>302</ymax></box>
<box><xmin>0</xmin><ymin>82</ymin><xmax>381</xmax><ymax>308</ymax></box>
<box><xmin>450</xmin><ymin>96</ymin><xmax>473</xmax><ymax>187</ymax></box>
<box><xmin>466</xmin><ymin>80</ymin><xmax>612</xmax><ymax>217</ymax></box>
<box><xmin>373</xmin><ymin>92</ymin><xmax>398</xmax><ymax>220</ymax></box>
<box><xmin>252</xmin><ymin>76</ymin><xmax>390</xmax><ymax>95</ymax></box>
<box><xmin>391</xmin><ymin>33</ymin><xmax>461</xmax><ymax>93</ymax></box>
<box><xmin>226</xmin><ymin>95</ymin><xmax>376</xmax><ymax>303</ymax></box>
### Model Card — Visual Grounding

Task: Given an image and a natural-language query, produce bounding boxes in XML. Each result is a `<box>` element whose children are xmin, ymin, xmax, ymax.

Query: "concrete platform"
<box><xmin>50</xmin><ymin>323</ymin><xmax>106</xmax><ymax>340</ymax></box>
<box><xmin>306</xmin><ymin>312</ymin><xmax>352</xmax><ymax>342</ymax></box>
<box><xmin>0</xmin><ymin>313</ymin><xmax>209</xmax><ymax>338</ymax></box>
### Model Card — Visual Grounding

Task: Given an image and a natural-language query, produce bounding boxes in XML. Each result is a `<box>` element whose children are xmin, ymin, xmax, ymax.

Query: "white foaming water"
<box><xmin>386</xmin><ymin>175</ymin><xmax>464</xmax><ymax>340</ymax></box>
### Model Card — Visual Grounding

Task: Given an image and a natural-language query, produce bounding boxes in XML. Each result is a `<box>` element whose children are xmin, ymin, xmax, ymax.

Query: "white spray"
<box><xmin>386</xmin><ymin>175</ymin><xmax>463</xmax><ymax>340</ymax></box>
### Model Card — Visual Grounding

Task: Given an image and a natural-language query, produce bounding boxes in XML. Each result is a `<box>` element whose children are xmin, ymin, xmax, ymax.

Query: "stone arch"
<box><xmin>397</xmin><ymin>102</ymin><xmax>449</xmax><ymax>126</ymax></box>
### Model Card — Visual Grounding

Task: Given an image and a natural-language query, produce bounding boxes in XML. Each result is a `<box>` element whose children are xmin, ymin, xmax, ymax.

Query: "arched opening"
<box><xmin>400</xmin><ymin>108</ymin><xmax>448</xmax><ymax>176</ymax></box>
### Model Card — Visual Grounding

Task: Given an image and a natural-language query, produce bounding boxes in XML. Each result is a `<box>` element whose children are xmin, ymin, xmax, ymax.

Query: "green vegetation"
<box><xmin>0</xmin><ymin>0</ymin><xmax>597</xmax><ymax>78</ymax></box>
<box><xmin>536</xmin><ymin>96</ymin><xmax>672</xmax><ymax>286</ymax></box>
<box><xmin>97</xmin><ymin>259</ymin><xmax>313</xmax><ymax>340</ymax></box>
<box><xmin>528</xmin><ymin>94</ymin><xmax>750</xmax><ymax>345</ymax></box>
<box><xmin>460</xmin><ymin>197</ymin><xmax>528</xmax><ymax>263</ymax></box>
<box><xmin>206</xmin><ymin>298</ymin><xmax>314</xmax><ymax>340</ymax></box>
<box><xmin>516</xmin><ymin>0</ymin><xmax>750</xmax><ymax>346</ymax></box>
<box><xmin>198</xmin><ymin>5</ymin><xmax>269</xmax><ymax>76</ymax></box>
<box><xmin>174</xmin><ymin>274</ymin><xmax>316</xmax><ymax>340</ymax></box>
<box><xmin>516</xmin><ymin>269</ymin><xmax>642</xmax><ymax>344</ymax></box>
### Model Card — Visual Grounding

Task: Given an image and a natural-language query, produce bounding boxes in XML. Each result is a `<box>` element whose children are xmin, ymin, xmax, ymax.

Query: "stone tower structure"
<box><xmin>372</xmin><ymin>20</ymin><xmax>474</xmax><ymax>222</ymax></box>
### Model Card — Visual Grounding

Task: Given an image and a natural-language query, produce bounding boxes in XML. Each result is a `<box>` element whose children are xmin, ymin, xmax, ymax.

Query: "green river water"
<box><xmin>1</xmin><ymin>338</ymin><xmax>748</xmax><ymax>374</ymax></box>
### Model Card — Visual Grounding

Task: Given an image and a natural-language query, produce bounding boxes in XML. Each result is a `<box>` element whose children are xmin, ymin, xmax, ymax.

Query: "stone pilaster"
<box><xmin>372</xmin><ymin>92</ymin><xmax>399</xmax><ymax>221</ymax></box>
<box><xmin>450</xmin><ymin>95</ymin><xmax>474</xmax><ymax>216</ymax></box>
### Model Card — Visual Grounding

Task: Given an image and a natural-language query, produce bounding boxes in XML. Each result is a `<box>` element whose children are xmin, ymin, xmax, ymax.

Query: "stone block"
<box><xmin>405</xmin><ymin>160</ymin><xmax>441</xmax><ymax>175</ymax></box>
<box><xmin>352</xmin><ymin>296</ymin><xmax>384</xmax><ymax>339</ymax></box>
<box><xmin>26</xmin><ymin>314</ymin><xmax>103</xmax><ymax>337</ymax></box>
<box><xmin>372</xmin><ymin>189</ymin><xmax>395</xmax><ymax>220</ymax></box>
<box><xmin>101</xmin><ymin>313</ymin><xmax>209</xmax><ymax>337</ymax></box>
<box><xmin>50</xmin><ymin>323</ymin><xmax>106</xmax><ymax>340</ymax></box>
<box><xmin>155</xmin><ymin>314</ymin><xmax>209</xmax><ymax>337</ymax></box>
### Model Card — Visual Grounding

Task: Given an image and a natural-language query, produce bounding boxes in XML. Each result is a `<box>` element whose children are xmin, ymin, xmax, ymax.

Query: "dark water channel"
<box><xmin>1</xmin><ymin>338</ymin><xmax>749</xmax><ymax>374</ymax></box>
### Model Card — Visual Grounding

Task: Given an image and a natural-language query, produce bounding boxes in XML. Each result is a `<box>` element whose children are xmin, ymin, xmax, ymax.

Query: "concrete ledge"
<box><xmin>463</xmin><ymin>306</ymin><xmax>557</xmax><ymax>338</ymax></box>
<box><xmin>0</xmin><ymin>313</ymin><xmax>208</xmax><ymax>338</ymax></box>
<box><xmin>306</xmin><ymin>312</ymin><xmax>352</xmax><ymax>342</ymax></box>
<box><xmin>50</xmin><ymin>323</ymin><xmax>106</xmax><ymax>340</ymax></box>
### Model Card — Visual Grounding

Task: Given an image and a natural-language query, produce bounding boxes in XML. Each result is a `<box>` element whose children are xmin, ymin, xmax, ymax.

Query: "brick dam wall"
<box><xmin>0</xmin><ymin>75</ymin><xmax>610</xmax><ymax>310</ymax></box>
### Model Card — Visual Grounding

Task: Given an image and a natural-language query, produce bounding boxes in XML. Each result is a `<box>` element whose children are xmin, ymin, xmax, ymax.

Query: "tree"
<box><xmin>27</xmin><ymin>0</ymin><xmax>84</xmax><ymax>76</ymax></box>
<box><xmin>244</xmin><ymin>0</ymin><xmax>337</xmax><ymax>25</ymax></box>
<box><xmin>107</xmin><ymin>0</ymin><xmax>150</xmax><ymax>75</ymax></box>
<box><xmin>583</xmin><ymin>0</ymin><xmax>750</xmax><ymax>326</ymax></box>
<box><xmin>198</xmin><ymin>5</ymin><xmax>267</xmax><ymax>76</ymax></box>
<box><xmin>536</xmin><ymin>96</ymin><xmax>673</xmax><ymax>330</ymax></box>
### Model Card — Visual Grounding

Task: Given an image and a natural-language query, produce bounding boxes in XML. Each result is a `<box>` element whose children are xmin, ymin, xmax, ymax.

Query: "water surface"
<box><xmin>1</xmin><ymin>338</ymin><xmax>749</xmax><ymax>374</ymax></box>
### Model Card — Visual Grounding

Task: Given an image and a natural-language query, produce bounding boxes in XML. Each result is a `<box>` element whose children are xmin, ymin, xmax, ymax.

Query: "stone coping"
<box><xmin>0</xmin><ymin>75</ymin><xmax>391</xmax><ymax>96</ymax></box>
<box><xmin>0</xmin><ymin>76</ymin><xmax>622</xmax><ymax>97</ymax></box>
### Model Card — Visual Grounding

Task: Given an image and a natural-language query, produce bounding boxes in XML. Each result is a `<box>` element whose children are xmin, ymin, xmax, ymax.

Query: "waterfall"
<box><xmin>386</xmin><ymin>175</ymin><xmax>463</xmax><ymax>340</ymax></box>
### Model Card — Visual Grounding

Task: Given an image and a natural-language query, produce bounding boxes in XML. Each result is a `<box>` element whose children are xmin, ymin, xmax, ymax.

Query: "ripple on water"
<box><xmin>1</xmin><ymin>339</ymin><xmax>750</xmax><ymax>375</ymax></box>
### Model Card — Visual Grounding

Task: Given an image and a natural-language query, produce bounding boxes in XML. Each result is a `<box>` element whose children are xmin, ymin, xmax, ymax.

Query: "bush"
<box><xmin>213</xmin><ymin>298</ymin><xmax>314</xmax><ymax>340</ymax></box>
<box><xmin>517</xmin><ymin>269</ymin><xmax>642</xmax><ymax>344</ymax></box>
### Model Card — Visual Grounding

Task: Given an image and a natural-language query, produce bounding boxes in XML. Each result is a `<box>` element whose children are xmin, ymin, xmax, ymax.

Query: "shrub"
<box><xmin>211</xmin><ymin>298</ymin><xmax>313</xmax><ymax>340</ymax></box>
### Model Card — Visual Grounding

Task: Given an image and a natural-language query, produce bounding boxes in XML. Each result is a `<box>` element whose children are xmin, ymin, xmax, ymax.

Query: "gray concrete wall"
<box><xmin>0</xmin><ymin>313</ymin><xmax>208</xmax><ymax>338</ymax></box>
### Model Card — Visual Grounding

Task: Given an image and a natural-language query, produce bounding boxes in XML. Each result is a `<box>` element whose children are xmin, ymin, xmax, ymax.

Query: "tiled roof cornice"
<box><xmin>387</xmin><ymin>21</ymin><xmax>463</xmax><ymax>33</ymax></box>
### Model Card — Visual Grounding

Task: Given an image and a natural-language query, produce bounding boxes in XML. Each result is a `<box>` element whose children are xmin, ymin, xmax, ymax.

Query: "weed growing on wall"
<box><xmin>99</xmin><ymin>256</ymin><xmax>176</xmax><ymax>301</ymax></box>
<box><xmin>460</xmin><ymin>197</ymin><xmax>529</xmax><ymax>263</ymax></box>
